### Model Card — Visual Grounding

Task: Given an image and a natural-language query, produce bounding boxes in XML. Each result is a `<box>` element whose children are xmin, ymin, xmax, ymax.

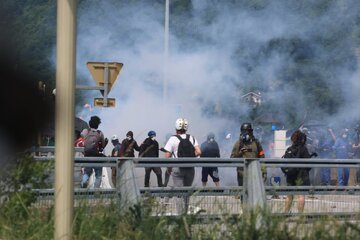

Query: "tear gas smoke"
<box><xmin>74</xmin><ymin>1</ymin><xmax>360</xmax><ymax>186</ymax></box>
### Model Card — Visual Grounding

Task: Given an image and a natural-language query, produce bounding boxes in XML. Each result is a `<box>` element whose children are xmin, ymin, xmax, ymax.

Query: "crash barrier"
<box><xmin>31</xmin><ymin>147</ymin><xmax>360</xmax><ymax>217</ymax></box>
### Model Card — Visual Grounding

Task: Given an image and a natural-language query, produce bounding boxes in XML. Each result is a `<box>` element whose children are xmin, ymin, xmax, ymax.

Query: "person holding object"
<box><xmin>230</xmin><ymin>123</ymin><xmax>265</xmax><ymax>188</ymax></box>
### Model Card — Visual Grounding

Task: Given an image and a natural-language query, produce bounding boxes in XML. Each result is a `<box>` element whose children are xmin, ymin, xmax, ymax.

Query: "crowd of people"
<box><xmin>75</xmin><ymin>115</ymin><xmax>360</xmax><ymax>213</ymax></box>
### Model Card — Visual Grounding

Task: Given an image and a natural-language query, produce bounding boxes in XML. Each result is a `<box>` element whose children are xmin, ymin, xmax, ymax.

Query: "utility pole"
<box><xmin>55</xmin><ymin>0</ymin><xmax>76</xmax><ymax>239</ymax></box>
<box><xmin>163</xmin><ymin>0</ymin><xmax>169</xmax><ymax>102</ymax></box>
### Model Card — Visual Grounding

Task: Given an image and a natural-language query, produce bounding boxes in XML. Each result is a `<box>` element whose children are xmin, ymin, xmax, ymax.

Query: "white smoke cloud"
<box><xmin>74</xmin><ymin>1</ymin><xmax>359</xmax><ymax>186</ymax></box>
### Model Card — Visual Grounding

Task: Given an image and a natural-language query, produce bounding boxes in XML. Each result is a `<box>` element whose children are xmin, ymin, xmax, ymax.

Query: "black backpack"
<box><xmin>176</xmin><ymin>134</ymin><xmax>196</xmax><ymax>158</ymax></box>
<box><xmin>281</xmin><ymin>145</ymin><xmax>301</xmax><ymax>175</ymax></box>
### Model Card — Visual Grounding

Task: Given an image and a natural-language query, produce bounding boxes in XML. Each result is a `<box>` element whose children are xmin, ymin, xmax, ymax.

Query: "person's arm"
<box><xmin>257</xmin><ymin>141</ymin><xmax>265</xmax><ymax>158</ymax></box>
<box><xmin>216</xmin><ymin>142</ymin><xmax>220</xmax><ymax>158</ymax></box>
<box><xmin>194</xmin><ymin>145</ymin><xmax>201</xmax><ymax>157</ymax></box>
<box><xmin>134</xmin><ymin>141</ymin><xmax>140</xmax><ymax>151</ymax></box>
<box><xmin>164</xmin><ymin>138</ymin><xmax>173</xmax><ymax>174</ymax></box>
<box><xmin>192</xmin><ymin>136</ymin><xmax>201</xmax><ymax>157</ymax></box>
<box><xmin>230</xmin><ymin>141</ymin><xmax>241</xmax><ymax>158</ymax></box>
<box><xmin>155</xmin><ymin>142</ymin><xmax>159</xmax><ymax>157</ymax></box>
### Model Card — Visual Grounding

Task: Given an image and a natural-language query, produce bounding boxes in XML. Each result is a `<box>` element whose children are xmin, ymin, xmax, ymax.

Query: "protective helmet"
<box><xmin>148</xmin><ymin>130</ymin><xmax>156</xmax><ymax>137</ymax></box>
<box><xmin>240</xmin><ymin>123</ymin><xmax>253</xmax><ymax>132</ymax></box>
<box><xmin>175</xmin><ymin>118</ymin><xmax>188</xmax><ymax>131</ymax></box>
<box><xmin>207</xmin><ymin>132</ymin><xmax>215</xmax><ymax>141</ymax></box>
<box><xmin>111</xmin><ymin>134</ymin><xmax>118</xmax><ymax>141</ymax></box>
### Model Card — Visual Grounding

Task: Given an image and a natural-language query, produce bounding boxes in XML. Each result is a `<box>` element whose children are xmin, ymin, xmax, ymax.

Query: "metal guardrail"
<box><xmin>30</xmin><ymin>148</ymin><xmax>360</xmax><ymax>216</ymax></box>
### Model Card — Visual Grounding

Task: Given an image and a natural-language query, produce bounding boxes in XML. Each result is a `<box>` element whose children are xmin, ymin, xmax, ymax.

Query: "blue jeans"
<box><xmin>82</xmin><ymin>167</ymin><xmax>102</xmax><ymax>188</ymax></box>
<box><xmin>337</xmin><ymin>168</ymin><xmax>349</xmax><ymax>186</ymax></box>
<box><xmin>321</xmin><ymin>168</ymin><xmax>331</xmax><ymax>185</ymax></box>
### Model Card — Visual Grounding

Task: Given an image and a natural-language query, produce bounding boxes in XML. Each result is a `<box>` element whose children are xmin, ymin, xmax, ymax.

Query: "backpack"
<box><xmin>84</xmin><ymin>129</ymin><xmax>102</xmax><ymax>155</ymax></box>
<box><xmin>281</xmin><ymin>145</ymin><xmax>301</xmax><ymax>176</ymax></box>
<box><xmin>176</xmin><ymin>134</ymin><xmax>196</xmax><ymax>158</ymax></box>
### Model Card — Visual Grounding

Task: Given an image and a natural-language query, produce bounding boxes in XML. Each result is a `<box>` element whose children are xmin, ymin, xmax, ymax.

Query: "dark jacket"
<box><xmin>139</xmin><ymin>137</ymin><xmax>159</xmax><ymax>158</ymax></box>
<box><xmin>283</xmin><ymin>143</ymin><xmax>311</xmax><ymax>179</ymax></box>
<box><xmin>200</xmin><ymin>140</ymin><xmax>220</xmax><ymax>158</ymax></box>
<box><xmin>119</xmin><ymin>139</ymin><xmax>140</xmax><ymax>157</ymax></box>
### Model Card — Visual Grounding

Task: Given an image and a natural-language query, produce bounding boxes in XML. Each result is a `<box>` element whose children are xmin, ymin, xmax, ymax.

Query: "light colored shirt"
<box><xmin>164</xmin><ymin>134</ymin><xmax>199</xmax><ymax>158</ymax></box>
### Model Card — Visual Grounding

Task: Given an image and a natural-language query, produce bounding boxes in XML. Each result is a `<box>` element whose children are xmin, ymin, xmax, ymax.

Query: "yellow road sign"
<box><xmin>94</xmin><ymin>98</ymin><xmax>116</xmax><ymax>107</ymax></box>
<box><xmin>87</xmin><ymin>62</ymin><xmax>123</xmax><ymax>93</ymax></box>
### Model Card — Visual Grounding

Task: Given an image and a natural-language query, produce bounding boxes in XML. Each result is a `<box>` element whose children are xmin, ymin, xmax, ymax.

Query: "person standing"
<box><xmin>119</xmin><ymin>131</ymin><xmax>140</xmax><ymax>157</ymax></box>
<box><xmin>318</xmin><ymin>128</ymin><xmax>336</xmax><ymax>185</ymax></box>
<box><xmin>201</xmin><ymin>132</ymin><xmax>221</xmax><ymax>187</ymax></box>
<box><xmin>110</xmin><ymin>134</ymin><xmax>121</xmax><ymax>186</ymax></box>
<box><xmin>283</xmin><ymin>130</ymin><xmax>311</xmax><ymax>213</ymax></box>
<box><xmin>230</xmin><ymin>123</ymin><xmax>265</xmax><ymax>187</ymax></box>
<box><xmin>111</xmin><ymin>134</ymin><xmax>121</xmax><ymax>157</ymax></box>
<box><xmin>333</xmin><ymin>128</ymin><xmax>351</xmax><ymax>186</ymax></box>
<box><xmin>164</xmin><ymin>118</ymin><xmax>201</xmax><ymax>214</ymax></box>
<box><xmin>81</xmin><ymin>116</ymin><xmax>108</xmax><ymax>188</ymax></box>
<box><xmin>140</xmin><ymin>130</ymin><xmax>162</xmax><ymax>187</ymax></box>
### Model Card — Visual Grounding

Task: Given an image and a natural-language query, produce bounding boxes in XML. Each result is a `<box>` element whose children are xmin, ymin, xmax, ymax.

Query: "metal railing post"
<box><xmin>244</xmin><ymin>159</ymin><xmax>266</xmax><ymax>208</ymax></box>
<box><xmin>116</xmin><ymin>159</ymin><xmax>140</xmax><ymax>209</ymax></box>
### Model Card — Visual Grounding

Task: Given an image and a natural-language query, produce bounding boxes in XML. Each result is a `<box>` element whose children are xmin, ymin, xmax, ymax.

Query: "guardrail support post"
<box><xmin>244</xmin><ymin>159</ymin><xmax>266</xmax><ymax>208</ymax></box>
<box><xmin>117</xmin><ymin>159</ymin><xmax>140</xmax><ymax>209</ymax></box>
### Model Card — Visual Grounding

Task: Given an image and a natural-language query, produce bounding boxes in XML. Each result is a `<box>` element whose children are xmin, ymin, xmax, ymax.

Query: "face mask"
<box><xmin>127</xmin><ymin>136</ymin><xmax>132</xmax><ymax>140</ymax></box>
<box><xmin>151</xmin><ymin>137</ymin><xmax>156</xmax><ymax>140</ymax></box>
<box><xmin>209</xmin><ymin>138</ymin><xmax>214</xmax><ymax>142</ymax></box>
<box><xmin>342</xmin><ymin>134</ymin><xmax>347</xmax><ymax>138</ymax></box>
<box><xmin>241</xmin><ymin>133</ymin><xmax>250</xmax><ymax>142</ymax></box>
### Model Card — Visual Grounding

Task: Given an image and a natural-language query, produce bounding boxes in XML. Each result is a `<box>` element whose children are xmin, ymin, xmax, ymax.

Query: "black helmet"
<box><xmin>240</xmin><ymin>123</ymin><xmax>253</xmax><ymax>132</ymax></box>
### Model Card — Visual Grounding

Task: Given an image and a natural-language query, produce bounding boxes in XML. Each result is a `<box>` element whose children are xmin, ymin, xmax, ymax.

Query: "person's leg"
<box><xmin>94</xmin><ymin>167</ymin><xmax>102</xmax><ymax>188</ymax></box>
<box><xmin>338</xmin><ymin>168</ymin><xmax>344</xmax><ymax>186</ymax></box>
<box><xmin>153</xmin><ymin>167</ymin><xmax>163</xmax><ymax>187</ymax></box>
<box><xmin>297</xmin><ymin>195</ymin><xmax>305</xmax><ymax>213</ymax></box>
<box><xmin>164</xmin><ymin>170</ymin><xmax>170</xmax><ymax>187</ymax></box>
<box><xmin>201</xmin><ymin>167</ymin><xmax>208</xmax><ymax>187</ymax></box>
<box><xmin>172</xmin><ymin>170</ymin><xmax>185</xmax><ymax>214</ymax></box>
<box><xmin>344</xmin><ymin>168</ymin><xmax>350</xmax><ymax>186</ymax></box>
<box><xmin>81</xmin><ymin>168</ymin><xmax>91</xmax><ymax>188</ymax></box>
<box><xmin>321</xmin><ymin>168</ymin><xmax>331</xmax><ymax>185</ymax></box>
<box><xmin>285</xmin><ymin>195</ymin><xmax>294</xmax><ymax>213</ymax></box>
<box><xmin>237</xmin><ymin>167</ymin><xmax>243</xmax><ymax>186</ymax></box>
<box><xmin>144</xmin><ymin>168</ymin><xmax>152</xmax><ymax>187</ymax></box>
<box><xmin>183</xmin><ymin>168</ymin><xmax>195</xmax><ymax>214</ymax></box>
<box><xmin>209</xmin><ymin>167</ymin><xmax>220</xmax><ymax>187</ymax></box>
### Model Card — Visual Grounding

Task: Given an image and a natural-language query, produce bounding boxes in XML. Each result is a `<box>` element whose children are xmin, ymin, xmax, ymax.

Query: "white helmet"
<box><xmin>111</xmin><ymin>134</ymin><xmax>118</xmax><ymax>141</ymax></box>
<box><xmin>175</xmin><ymin>118</ymin><xmax>188</xmax><ymax>131</ymax></box>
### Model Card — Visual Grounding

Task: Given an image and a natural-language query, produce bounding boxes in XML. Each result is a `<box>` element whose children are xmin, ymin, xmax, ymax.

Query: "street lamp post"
<box><xmin>163</xmin><ymin>0</ymin><xmax>169</xmax><ymax>102</ymax></box>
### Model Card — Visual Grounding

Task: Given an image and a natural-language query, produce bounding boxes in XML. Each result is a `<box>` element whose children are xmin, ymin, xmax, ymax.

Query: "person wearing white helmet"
<box><xmin>163</xmin><ymin>118</ymin><xmax>201</xmax><ymax>214</ymax></box>
<box><xmin>110</xmin><ymin>134</ymin><xmax>121</xmax><ymax>186</ymax></box>
<box><xmin>111</xmin><ymin>134</ymin><xmax>121</xmax><ymax>157</ymax></box>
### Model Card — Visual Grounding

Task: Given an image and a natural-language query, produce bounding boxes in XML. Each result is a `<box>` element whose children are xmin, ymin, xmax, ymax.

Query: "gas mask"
<box><xmin>240</xmin><ymin>131</ymin><xmax>251</xmax><ymax>143</ymax></box>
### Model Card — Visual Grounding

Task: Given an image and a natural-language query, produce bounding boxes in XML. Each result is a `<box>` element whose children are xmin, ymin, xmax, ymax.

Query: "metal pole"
<box><xmin>103</xmin><ymin>63</ymin><xmax>109</xmax><ymax>107</ymax></box>
<box><xmin>163</xmin><ymin>0</ymin><xmax>169</xmax><ymax>102</ymax></box>
<box><xmin>244</xmin><ymin>159</ymin><xmax>266</xmax><ymax>209</ymax></box>
<box><xmin>55</xmin><ymin>0</ymin><xmax>76</xmax><ymax>239</ymax></box>
<box><xmin>117</xmin><ymin>159</ymin><xmax>140</xmax><ymax>209</ymax></box>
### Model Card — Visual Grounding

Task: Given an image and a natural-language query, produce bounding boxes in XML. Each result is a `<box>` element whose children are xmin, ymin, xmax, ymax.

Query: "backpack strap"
<box><xmin>175</xmin><ymin>135</ymin><xmax>182</xmax><ymax>142</ymax></box>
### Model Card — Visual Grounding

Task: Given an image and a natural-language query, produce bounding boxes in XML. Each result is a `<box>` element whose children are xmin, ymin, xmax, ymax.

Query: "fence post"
<box><xmin>116</xmin><ymin>159</ymin><xmax>140</xmax><ymax>209</ymax></box>
<box><xmin>244</xmin><ymin>159</ymin><xmax>266</xmax><ymax>208</ymax></box>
